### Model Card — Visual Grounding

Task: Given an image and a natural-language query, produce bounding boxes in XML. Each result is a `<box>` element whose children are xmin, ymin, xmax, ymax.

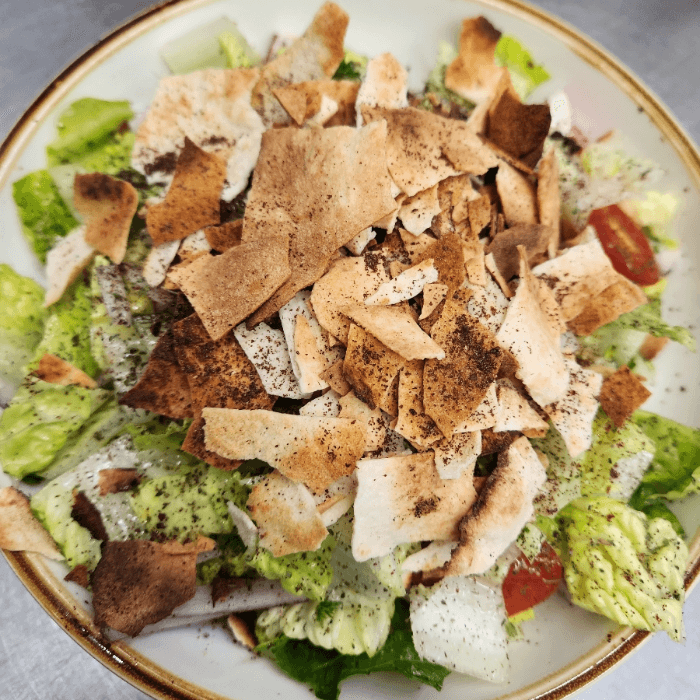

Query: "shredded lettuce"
<box><xmin>332</xmin><ymin>50</ymin><xmax>368</xmax><ymax>81</ymax></box>
<box><xmin>258</xmin><ymin>599</ymin><xmax>449</xmax><ymax>700</ymax></box>
<box><xmin>12</xmin><ymin>170</ymin><xmax>79</xmax><ymax>263</ymax></box>
<box><xmin>0</xmin><ymin>265</ymin><xmax>48</xmax><ymax>385</ymax></box>
<box><xmin>46</xmin><ymin>98</ymin><xmax>133</xmax><ymax>167</ymax></box>
<box><xmin>554</xmin><ymin>496</ymin><xmax>687</xmax><ymax>640</ymax></box>
<box><xmin>494</xmin><ymin>35</ymin><xmax>550</xmax><ymax>99</ymax></box>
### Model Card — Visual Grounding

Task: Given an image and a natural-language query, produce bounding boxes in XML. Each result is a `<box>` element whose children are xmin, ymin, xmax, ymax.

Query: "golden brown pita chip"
<box><xmin>400</xmin><ymin>230</ymin><xmax>438</xmax><ymax>264</ymax></box>
<box><xmin>485</xmin><ymin>224</ymin><xmax>552</xmax><ymax>280</ymax></box>
<box><xmin>64</xmin><ymin>564</ymin><xmax>90</xmax><ymax>588</ymax></box>
<box><xmin>169</xmin><ymin>235</ymin><xmax>290</xmax><ymax>340</ymax></box>
<box><xmin>44</xmin><ymin>227</ymin><xmax>96</xmax><ymax>306</ymax></box>
<box><xmin>182</xmin><ymin>413</ymin><xmax>242</xmax><ymax>470</ymax></box>
<box><xmin>398</xmin><ymin>185</ymin><xmax>441</xmax><ymax>235</ymax></box>
<box><xmin>599</xmin><ymin>366</ymin><xmax>651</xmax><ymax>428</ymax></box>
<box><xmin>361</xmin><ymin>106</ymin><xmax>498</xmax><ymax>197</ymax></box>
<box><xmin>248</xmin><ymin>470</ymin><xmax>328</xmax><ymax>556</ymax></box>
<box><xmin>203</xmin><ymin>408</ymin><xmax>366</xmax><ymax>492</ymax></box>
<box><xmin>98</xmin><ymin>469</ymin><xmax>141</xmax><ymax>497</ymax></box>
<box><xmin>341</xmin><ymin>303</ymin><xmax>445</xmax><ymax>361</ymax></box>
<box><xmin>412</xmin><ymin>231</ymin><xmax>466</xmax><ymax>296</ymax></box>
<box><xmin>119</xmin><ymin>332</ymin><xmax>194</xmax><ymax>420</ymax></box>
<box><xmin>0</xmin><ymin>487</ymin><xmax>62</xmax><ymax>559</ymax></box>
<box><xmin>343</xmin><ymin>323</ymin><xmax>404</xmax><ymax>415</ymax></box>
<box><xmin>639</xmin><ymin>335</ymin><xmax>669</xmax><ymax>361</ymax></box>
<box><xmin>242</xmin><ymin>123</ymin><xmax>396</xmax><ymax>325</ymax></box>
<box><xmin>146</xmin><ymin>138</ymin><xmax>226</xmax><ymax>246</ymax></box>
<box><xmin>467</xmin><ymin>194</ymin><xmax>492</xmax><ymax>236</ymax></box>
<box><xmin>338</xmin><ymin>392</ymin><xmax>386</xmax><ymax>452</ymax></box>
<box><xmin>355</xmin><ymin>53</ymin><xmax>409</xmax><ymax>123</ymax></box>
<box><xmin>35</xmin><ymin>353</ymin><xmax>97</xmax><ymax>389</ymax></box>
<box><xmin>92</xmin><ymin>540</ymin><xmax>199</xmax><ymax>636</ymax></box>
<box><xmin>73</xmin><ymin>173</ymin><xmax>137</xmax><ymax>264</ymax></box>
<box><xmin>251</xmin><ymin>2</ymin><xmax>349</xmax><ymax>126</ymax></box>
<box><xmin>444</xmin><ymin>17</ymin><xmax>507</xmax><ymax>104</ymax></box>
<box><xmin>424</xmin><ymin>295</ymin><xmax>504</xmax><ymax>438</ymax></box>
<box><xmin>420</xmin><ymin>283</ymin><xmax>449</xmax><ymax>320</ymax></box>
<box><xmin>567</xmin><ymin>277</ymin><xmax>647</xmax><ymax>336</ymax></box>
<box><xmin>203</xmin><ymin>220</ymin><xmax>243</xmax><ymax>252</ymax></box>
<box><xmin>393</xmin><ymin>361</ymin><xmax>444</xmax><ymax>448</ymax></box>
<box><xmin>320</xmin><ymin>359</ymin><xmax>352</xmax><ymax>395</ymax></box>
<box><xmin>537</xmin><ymin>148</ymin><xmax>561</xmax><ymax>257</ymax></box>
<box><xmin>274</xmin><ymin>79</ymin><xmax>359</xmax><ymax>126</ymax></box>
<box><xmin>486</xmin><ymin>89</ymin><xmax>551</xmax><ymax>168</ymax></box>
<box><xmin>495</xmin><ymin>159</ymin><xmax>538</xmax><ymax>226</ymax></box>
<box><xmin>227</xmin><ymin>615</ymin><xmax>257</xmax><ymax>650</ymax></box>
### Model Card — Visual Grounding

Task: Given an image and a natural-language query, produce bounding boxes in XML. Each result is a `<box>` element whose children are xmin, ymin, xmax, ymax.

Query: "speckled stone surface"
<box><xmin>1</xmin><ymin>1</ymin><xmax>699</xmax><ymax>699</ymax></box>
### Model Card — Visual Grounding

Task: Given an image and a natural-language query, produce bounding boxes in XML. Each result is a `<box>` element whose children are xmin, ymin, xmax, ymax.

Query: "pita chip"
<box><xmin>352</xmin><ymin>452</ymin><xmax>477</xmax><ymax>561</ymax></box>
<box><xmin>537</xmin><ymin>148</ymin><xmax>561</xmax><ymax>257</ymax></box>
<box><xmin>398</xmin><ymin>185</ymin><xmax>442</xmax><ymax>235</ymax></box>
<box><xmin>400</xmin><ymin>229</ymin><xmax>438</xmax><ymax>263</ymax></box>
<box><xmin>464</xmin><ymin>242</ymin><xmax>487</xmax><ymax>286</ymax></box>
<box><xmin>424</xmin><ymin>296</ymin><xmax>503</xmax><ymax>438</ymax></box>
<box><xmin>35</xmin><ymin>353</ymin><xmax>97</xmax><ymax>389</ymax></box>
<box><xmin>320</xmin><ymin>359</ymin><xmax>352</xmax><ymax>396</ymax></box>
<box><xmin>486</xmin><ymin>89</ymin><xmax>551</xmax><ymax>168</ymax></box>
<box><xmin>341</xmin><ymin>303</ymin><xmax>445</xmax><ymax>361</ymax></box>
<box><xmin>393</xmin><ymin>361</ymin><xmax>444</xmax><ymax>449</ymax></box>
<box><xmin>338</xmin><ymin>392</ymin><xmax>386</xmax><ymax>451</ymax></box>
<box><xmin>119</xmin><ymin>331</ymin><xmax>193</xmax><ymax>419</ymax></box>
<box><xmin>361</xmin><ymin>106</ymin><xmax>497</xmax><ymax>197</ymax></box>
<box><xmin>532</xmin><ymin>238</ymin><xmax>621</xmax><ymax>321</ymax></box>
<box><xmin>274</xmin><ymin>79</ymin><xmax>359</xmax><ymax>127</ymax></box>
<box><xmin>98</xmin><ymin>469</ymin><xmax>141</xmax><ymax>497</ymax></box>
<box><xmin>177</xmin><ymin>230</ymin><xmax>212</xmax><ymax>265</ymax></box>
<box><xmin>444</xmin><ymin>436</ymin><xmax>546</xmax><ymax>576</ymax></box>
<box><xmin>146</xmin><ymin>138</ymin><xmax>226</xmax><ymax>246</ymax></box>
<box><xmin>467</xmin><ymin>194</ymin><xmax>492</xmax><ymax>236</ymax></box>
<box><xmin>454</xmin><ymin>382</ymin><xmax>498</xmax><ymax>432</ymax></box>
<box><xmin>412</xmin><ymin>232</ymin><xmax>467</xmax><ymax>297</ymax></box>
<box><xmin>365</xmin><ymin>258</ymin><xmax>439</xmax><ymax>305</ymax></box>
<box><xmin>247</xmin><ymin>470</ymin><xmax>328</xmax><ymax>556</ymax></box>
<box><xmin>182</xmin><ymin>414</ymin><xmax>242</xmax><ymax>471</ymax></box>
<box><xmin>402</xmin><ymin>540</ymin><xmax>457</xmax><ymax>574</ymax></box>
<box><xmin>444</xmin><ymin>16</ymin><xmax>507</xmax><ymax>105</ymax></box>
<box><xmin>355</xmin><ymin>53</ymin><xmax>408</xmax><ymax>125</ymax></box>
<box><xmin>496</xmin><ymin>249</ymin><xmax>569</xmax><ymax>407</ymax></box>
<box><xmin>345</xmin><ymin>227</ymin><xmax>377</xmax><ymax>256</ymax></box>
<box><xmin>92</xmin><ymin>540</ymin><xmax>199</xmax><ymax>636</ymax></box>
<box><xmin>433</xmin><ymin>431</ymin><xmax>482</xmax><ymax>480</ymax></box>
<box><xmin>0</xmin><ymin>487</ymin><xmax>62</xmax><ymax>559</ymax></box>
<box><xmin>543</xmin><ymin>357</ymin><xmax>603</xmax><ymax>458</ymax></box>
<box><xmin>299</xmin><ymin>391</ymin><xmax>342</xmax><ymax>418</ymax></box>
<box><xmin>142</xmin><ymin>239</ymin><xmax>180</xmax><ymax>287</ymax></box>
<box><xmin>203</xmin><ymin>220</ymin><xmax>243</xmax><ymax>252</ymax></box>
<box><xmin>639</xmin><ymin>334</ymin><xmax>669</xmax><ymax>361</ymax></box>
<box><xmin>73</xmin><ymin>173</ymin><xmax>137</xmax><ymax>264</ymax></box>
<box><xmin>464</xmin><ymin>275</ymin><xmax>510</xmax><ymax>334</ymax></box>
<box><xmin>486</xmin><ymin>224</ymin><xmax>552</xmax><ymax>280</ymax></box>
<box><xmin>495</xmin><ymin>159</ymin><xmax>538</xmax><ymax>226</ymax></box>
<box><xmin>242</xmin><ymin>122</ymin><xmax>396</xmax><ymax>324</ymax></box>
<box><xmin>251</xmin><ymin>2</ymin><xmax>348</xmax><ymax>126</ymax></box>
<box><xmin>168</xmin><ymin>234</ymin><xmax>290</xmax><ymax>340</ymax></box>
<box><xmin>233</xmin><ymin>321</ymin><xmax>305</xmax><ymax>400</ymax></box>
<box><xmin>599</xmin><ymin>366</ymin><xmax>651</xmax><ymax>428</ymax></box>
<box><xmin>203</xmin><ymin>407</ymin><xmax>366</xmax><ymax>492</ymax></box>
<box><xmin>484</xmin><ymin>252</ymin><xmax>513</xmax><ymax>298</ymax></box>
<box><xmin>420</xmin><ymin>283</ymin><xmax>449</xmax><ymax>320</ymax></box>
<box><xmin>567</xmin><ymin>276</ymin><xmax>647</xmax><ymax>336</ymax></box>
<box><xmin>494</xmin><ymin>379</ymin><xmax>549</xmax><ymax>433</ymax></box>
<box><xmin>343</xmin><ymin>324</ymin><xmax>404</xmax><ymax>415</ymax></box>
<box><xmin>44</xmin><ymin>226</ymin><xmax>96</xmax><ymax>306</ymax></box>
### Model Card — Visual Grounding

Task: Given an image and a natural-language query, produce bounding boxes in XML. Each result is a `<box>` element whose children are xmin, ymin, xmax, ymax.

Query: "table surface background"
<box><xmin>1</xmin><ymin>1</ymin><xmax>699</xmax><ymax>699</ymax></box>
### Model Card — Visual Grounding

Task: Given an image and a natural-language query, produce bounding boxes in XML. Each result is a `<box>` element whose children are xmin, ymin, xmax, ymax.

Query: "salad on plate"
<box><xmin>1</xmin><ymin>3</ymin><xmax>699</xmax><ymax>699</ymax></box>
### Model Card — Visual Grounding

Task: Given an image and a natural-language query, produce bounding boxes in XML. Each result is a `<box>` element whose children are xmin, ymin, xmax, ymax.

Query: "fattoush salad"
<box><xmin>1</xmin><ymin>4</ymin><xmax>699</xmax><ymax>699</ymax></box>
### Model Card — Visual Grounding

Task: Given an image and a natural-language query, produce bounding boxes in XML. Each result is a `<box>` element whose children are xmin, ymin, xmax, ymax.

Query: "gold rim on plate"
<box><xmin>2</xmin><ymin>1</ymin><xmax>699</xmax><ymax>699</ymax></box>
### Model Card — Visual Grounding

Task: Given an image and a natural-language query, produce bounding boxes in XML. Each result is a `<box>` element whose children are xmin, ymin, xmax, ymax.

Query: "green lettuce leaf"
<box><xmin>0</xmin><ymin>265</ymin><xmax>48</xmax><ymax>384</ymax></box>
<box><xmin>421</xmin><ymin>41</ymin><xmax>474</xmax><ymax>116</ymax></box>
<box><xmin>218</xmin><ymin>29</ymin><xmax>260</xmax><ymax>69</ymax></box>
<box><xmin>258</xmin><ymin>599</ymin><xmax>450</xmax><ymax>700</ymax></box>
<box><xmin>494</xmin><ymin>35</ymin><xmax>550</xmax><ymax>99</ymax></box>
<box><xmin>556</xmin><ymin>496</ymin><xmax>687</xmax><ymax>640</ymax></box>
<box><xmin>0</xmin><ymin>376</ymin><xmax>111</xmax><ymax>479</ymax></box>
<box><xmin>12</xmin><ymin>170</ymin><xmax>79</xmax><ymax>263</ymax></box>
<box><xmin>47</xmin><ymin>98</ymin><xmax>133</xmax><ymax>167</ymax></box>
<box><xmin>332</xmin><ymin>50</ymin><xmax>368</xmax><ymax>81</ymax></box>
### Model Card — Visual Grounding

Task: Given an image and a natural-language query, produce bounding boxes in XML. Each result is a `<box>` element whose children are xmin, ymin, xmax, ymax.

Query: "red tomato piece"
<box><xmin>587</xmin><ymin>204</ymin><xmax>660</xmax><ymax>286</ymax></box>
<box><xmin>502</xmin><ymin>541</ymin><xmax>563</xmax><ymax>617</ymax></box>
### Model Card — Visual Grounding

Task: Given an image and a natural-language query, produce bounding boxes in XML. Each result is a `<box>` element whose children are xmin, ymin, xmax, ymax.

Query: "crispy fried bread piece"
<box><xmin>44</xmin><ymin>227</ymin><xmax>96</xmax><ymax>306</ymax></box>
<box><xmin>35</xmin><ymin>353</ymin><xmax>97</xmax><ymax>389</ymax></box>
<box><xmin>599</xmin><ymin>366</ymin><xmax>651</xmax><ymax>428</ymax></box>
<box><xmin>0</xmin><ymin>487</ymin><xmax>62</xmax><ymax>559</ymax></box>
<box><xmin>274</xmin><ymin>79</ymin><xmax>359</xmax><ymax>126</ymax></box>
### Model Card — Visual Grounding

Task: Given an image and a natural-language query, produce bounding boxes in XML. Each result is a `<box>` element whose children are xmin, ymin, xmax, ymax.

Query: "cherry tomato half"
<box><xmin>502</xmin><ymin>541</ymin><xmax>563</xmax><ymax>617</ymax></box>
<box><xmin>587</xmin><ymin>204</ymin><xmax>660</xmax><ymax>286</ymax></box>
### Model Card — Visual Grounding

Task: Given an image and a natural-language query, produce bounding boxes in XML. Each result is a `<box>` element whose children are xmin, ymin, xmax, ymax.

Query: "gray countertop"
<box><xmin>1</xmin><ymin>1</ymin><xmax>699</xmax><ymax>699</ymax></box>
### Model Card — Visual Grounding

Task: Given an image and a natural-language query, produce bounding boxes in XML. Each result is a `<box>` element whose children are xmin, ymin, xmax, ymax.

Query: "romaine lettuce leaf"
<box><xmin>218</xmin><ymin>29</ymin><xmax>260</xmax><ymax>69</ymax></box>
<box><xmin>258</xmin><ymin>599</ymin><xmax>450</xmax><ymax>700</ymax></box>
<box><xmin>12</xmin><ymin>170</ymin><xmax>79</xmax><ymax>263</ymax></box>
<box><xmin>556</xmin><ymin>496</ymin><xmax>687</xmax><ymax>640</ymax></box>
<box><xmin>0</xmin><ymin>264</ymin><xmax>48</xmax><ymax>385</ymax></box>
<box><xmin>46</xmin><ymin>98</ymin><xmax>133</xmax><ymax>167</ymax></box>
<box><xmin>332</xmin><ymin>50</ymin><xmax>368</xmax><ymax>81</ymax></box>
<box><xmin>494</xmin><ymin>35</ymin><xmax>550</xmax><ymax>99</ymax></box>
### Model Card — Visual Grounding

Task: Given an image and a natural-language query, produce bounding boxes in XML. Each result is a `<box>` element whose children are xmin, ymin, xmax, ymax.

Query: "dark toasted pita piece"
<box><xmin>74</xmin><ymin>173</ymin><xmax>138</xmax><ymax>264</ymax></box>
<box><xmin>486</xmin><ymin>224</ymin><xmax>552</xmax><ymax>280</ymax></box>
<box><xmin>64</xmin><ymin>564</ymin><xmax>90</xmax><ymax>589</ymax></box>
<box><xmin>424</xmin><ymin>296</ymin><xmax>503</xmax><ymax>438</ymax></box>
<box><xmin>486</xmin><ymin>90</ymin><xmax>551</xmax><ymax>168</ymax></box>
<box><xmin>480</xmin><ymin>428</ymin><xmax>519</xmax><ymax>455</ymax></box>
<box><xmin>0</xmin><ymin>487</ymin><xmax>62</xmax><ymax>559</ymax></box>
<box><xmin>146</xmin><ymin>137</ymin><xmax>226</xmax><ymax>246</ymax></box>
<box><xmin>203</xmin><ymin>220</ymin><xmax>243</xmax><ymax>252</ymax></box>
<box><xmin>92</xmin><ymin>540</ymin><xmax>199</xmax><ymax>636</ymax></box>
<box><xmin>413</xmin><ymin>231</ymin><xmax>466</xmax><ymax>296</ymax></box>
<box><xmin>599</xmin><ymin>366</ymin><xmax>651</xmax><ymax>428</ymax></box>
<box><xmin>71</xmin><ymin>490</ymin><xmax>108</xmax><ymax>542</ymax></box>
<box><xmin>98</xmin><ymin>469</ymin><xmax>141</xmax><ymax>497</ymax></box>
<box><xmin>119</xmin><ymin>331</ymin><xmax>194</xmax><ymax>420</ymax></box>
<box><xmin>639</xmin><ymin>334</ymin><xmax>669</xmax><ymax>361</ymax></box>
<box><xmin>169</xmin><ymin>234</ymin><xmax>291</xmax><ymax>340</ymax></box>
<box><xmin>182</xmin><ymin>413</ymin><xmax>242</xmax><ymax>470</ymax></box>
<box><xmin>35</xmin><ymin>353</ymin><xmax>97</xmax><ymax>388</ymax></box>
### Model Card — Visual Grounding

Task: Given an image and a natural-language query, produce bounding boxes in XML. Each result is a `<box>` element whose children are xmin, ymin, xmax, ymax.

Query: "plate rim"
<box><xmin>2</xmin><ymin>1</ymin><xmax>700</xmax><ymax>699</ymax></box>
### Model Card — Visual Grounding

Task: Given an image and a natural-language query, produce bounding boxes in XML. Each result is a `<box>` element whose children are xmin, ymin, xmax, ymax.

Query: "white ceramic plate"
<box><xmin>1</xmin><ymin>1</ymin><xmax>700</xmax><ymax>699</ymax></box>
